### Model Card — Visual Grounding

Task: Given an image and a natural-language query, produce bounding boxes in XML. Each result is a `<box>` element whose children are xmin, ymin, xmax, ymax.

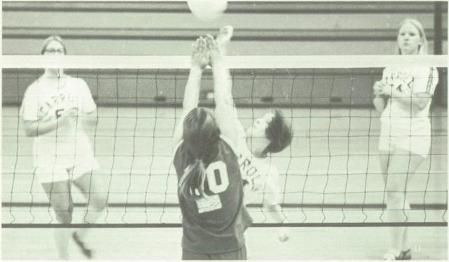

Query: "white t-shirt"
<box><xmin>381</xmin><ymin>66</ymin><xmax>438</xmax><ymax>126</ymax></box>
<box><xmin>20</xmin><ymin>74</ymin><xmax>97</xmax><ymax>168</ymax></box>
<box><xmin>234</xmin><ymin>121</ymin><xmax>281</xmax><ymax>206</ymax></box>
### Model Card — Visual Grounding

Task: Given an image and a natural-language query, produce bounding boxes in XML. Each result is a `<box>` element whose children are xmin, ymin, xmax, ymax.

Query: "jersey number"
<box><xmin>206</xmin><ymin>161</ymin><xmax>229</xmax><ymax>194</ymax></box>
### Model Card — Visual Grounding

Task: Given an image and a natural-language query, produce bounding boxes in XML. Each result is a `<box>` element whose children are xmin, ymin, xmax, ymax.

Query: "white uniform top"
<box><xmin>234</xmin><ymin>121</ymin><xmax>281</xmax><ymax>206</ymax></box>
<box><xmin>20</xmin><ymin>74</ymin><xmax>97</xmax><ymax>168</ymax></box>
<box><xmin>381</xmin><ymin>66</ymin><xmax>438</xmax><ymax>126</ymax></box>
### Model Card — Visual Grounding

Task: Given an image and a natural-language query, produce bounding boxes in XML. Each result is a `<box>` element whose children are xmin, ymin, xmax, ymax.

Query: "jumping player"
<box><xmin>172</xmin><ymin>35</ymin><xmax>251</xmax><ymax>260</ymax></box>
<box><xmin>212</xmin><ymin>26</ymin><xmax>293</xmax><ymax>242</ymax></box>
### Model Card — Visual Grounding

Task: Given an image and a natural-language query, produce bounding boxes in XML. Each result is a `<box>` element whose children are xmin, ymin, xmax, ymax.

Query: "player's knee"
<box><xmin>54</xmin><ymin>209</ymin><xmax>73</xmax><ymax>224</ymax></box>
<box><xmin>91</xmin><ymin>194</ymin><xmax>107</xmax><ymax>211</ymax></box>
<box><xmin>52</xmin><ymin>203</ymin><xmax>73</xmax><ymax>223</ymax></box>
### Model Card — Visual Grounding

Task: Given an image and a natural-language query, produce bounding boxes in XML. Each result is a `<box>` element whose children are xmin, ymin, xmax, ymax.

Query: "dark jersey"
<box><xmin>173</xmin><ymin>137</ymin><xmax>251</xmax><ymax>254</ymax></box>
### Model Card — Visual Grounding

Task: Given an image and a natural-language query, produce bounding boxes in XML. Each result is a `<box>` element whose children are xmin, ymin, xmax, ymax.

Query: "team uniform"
<box><xmin>20</xmin><ymin>74</ymin><xmax>99</xmax><ymax>183</ymax></box>
<box><xmin>378</xmin><ymin>66</ymin><xmax>438</xmax><ymax>158</ymax></box>
<box><xmin>173</xmin><ymin>136</ymin><xmax>252</xmax><ymax>259</ymax></box>
<box><xmin>234</xmin><ymin>122</ymin><xmax>281</xmax><ymax>206</ymax></box>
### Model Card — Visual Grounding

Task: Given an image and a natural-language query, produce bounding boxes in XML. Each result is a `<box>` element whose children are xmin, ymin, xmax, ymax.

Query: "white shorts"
<box><xmin>35</xmin><ymin>159</ymin><xmax>99</xmax><ymax>184</ymax></box>
<box><xmin>378</xmin><ymin>119</ymin><xmax>431</xmax><ymax>158</ymax></box>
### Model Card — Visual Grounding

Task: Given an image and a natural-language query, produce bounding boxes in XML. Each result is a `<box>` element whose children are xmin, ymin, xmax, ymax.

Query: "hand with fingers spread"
<box><xmin>191</xmin><ymin>36</ymin><xmax>211</xmax><ymax>70</ymax></box>
<box><xmin>216</xmin><ymin>25</ymin><xmax>233</xmax><ymax>53</ymax></box>
<box><xmin>203</xmin><ymin>34</ymin><xmax>222</xmax><ymax>65</ymax></box>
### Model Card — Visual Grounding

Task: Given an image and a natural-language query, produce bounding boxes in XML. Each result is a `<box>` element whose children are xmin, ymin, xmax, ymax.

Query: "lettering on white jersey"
<box><xmin>38</xmin><ymin>92</ymin><xmax>76</xmax><ymax>117</ymax></box>
<box><xmin>239</xmin><ymin>153</ymin><xmax>265</xmax><ymax>192</ymax></box>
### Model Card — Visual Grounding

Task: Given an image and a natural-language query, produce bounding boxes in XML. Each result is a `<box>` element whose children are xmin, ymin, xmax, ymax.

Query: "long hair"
<box><xmin>178</xmin><ymin>108</ymin><xmax>220</xmax><ymax>200</ymax></box>
<box><xmin>263</xmin><ymin>109</ymin><xmax>293</xmax><ymax>155</ymax></box>
<box><xmin>41</xmin><ymin>35</ymin><xmax>67</xmax><ymax>55</ymax></box>
<box><xmin>397</xmin><ymin>18</ymin><xmax>428</xmax><ymax>55</ymax></box>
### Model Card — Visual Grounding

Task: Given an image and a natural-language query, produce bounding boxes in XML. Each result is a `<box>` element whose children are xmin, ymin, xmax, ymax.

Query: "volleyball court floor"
<box><xmin>2</xmin><ymin>106</ymin><xmax>447</xmax><ymax>259</ymax></box>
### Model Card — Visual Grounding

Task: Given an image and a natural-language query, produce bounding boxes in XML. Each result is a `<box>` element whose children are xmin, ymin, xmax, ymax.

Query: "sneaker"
<box><xmin>72</xmin><ymin>232</ymin><xmax>93</xmax><ymax>259</ymax></box>
<box><xmin>398</xmin><ymin>249</ymin><xmax>412</xmax><ymax>260</ymax></box>
<box><xmin>384</xmin><ymin>249</ymin><xmax>412</xmax><ymax>260</ymax></box>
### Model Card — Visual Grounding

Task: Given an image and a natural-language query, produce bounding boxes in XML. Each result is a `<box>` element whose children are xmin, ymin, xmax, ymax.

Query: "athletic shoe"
<box><xmin>72</xmin><ymin>232</ymin><xmax>93</xmax><ymax>259</ymax></box>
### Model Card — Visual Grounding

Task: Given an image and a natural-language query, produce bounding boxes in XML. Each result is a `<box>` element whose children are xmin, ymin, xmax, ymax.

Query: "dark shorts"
<box><xmin>182</xmin><ymin>245</ymin><xmax>247</xmax><ymax>260</ymax></box>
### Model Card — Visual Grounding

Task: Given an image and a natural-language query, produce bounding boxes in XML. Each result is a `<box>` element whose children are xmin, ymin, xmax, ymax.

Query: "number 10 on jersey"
<box><xmin>206</xmin><ymin>161</ymin><xmax>229</xmax><ymax>194</ymax></box>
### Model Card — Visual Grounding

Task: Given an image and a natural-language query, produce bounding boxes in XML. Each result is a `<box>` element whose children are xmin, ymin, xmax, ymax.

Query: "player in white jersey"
<box><xmin>210</xmin><ymin>26</ymin><xmax>293</xmax><ymax>242</ymax></box>
<box><xmin>20</xmin><ymin>35</ymin><xmax>107</xmax><ymax>259</ymax></box>
<box><xmin>372</xmin><ymin>19</ymin><xmax>438</xmax><ymax>260</ymax></box>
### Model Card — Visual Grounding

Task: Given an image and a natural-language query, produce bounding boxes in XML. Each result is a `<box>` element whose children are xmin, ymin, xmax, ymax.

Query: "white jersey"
<box><xmin>235</xmin><ymin>122</ymin><xmax>281</xmax><ymax>206</ymax></box>
<box><xmin>380</xmin><ymin>66</ymin><xmax>438</xmax><ymax>129</ymax></box>
<box><xmin>20</xmin><ymin>74</ymin><xmax>97</xmax><ymax>168</ymax></box>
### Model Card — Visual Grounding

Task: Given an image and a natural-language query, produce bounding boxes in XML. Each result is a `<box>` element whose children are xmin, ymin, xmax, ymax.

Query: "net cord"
<box><xmin>2</xmin><ymin>55</ymin><xmax>447</xmax><ymax>69</ymax></box>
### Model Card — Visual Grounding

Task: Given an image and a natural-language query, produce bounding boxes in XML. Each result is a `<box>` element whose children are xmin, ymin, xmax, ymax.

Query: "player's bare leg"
<box><xmin>71</xmin><ymin>171</ymin><xmax>108</xmax><ymax>259</ymax></box>
<box><xmin>42</xmin><ymin>179</ymin><xmax>73</xmax><ymax>259</ymax></box>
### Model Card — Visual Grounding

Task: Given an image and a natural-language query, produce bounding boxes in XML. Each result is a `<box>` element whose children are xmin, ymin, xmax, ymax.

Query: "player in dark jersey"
<box><xmin>172</xmin><ymin>36</ymin><xmax>251</xmax><ymax>260</ymax></box>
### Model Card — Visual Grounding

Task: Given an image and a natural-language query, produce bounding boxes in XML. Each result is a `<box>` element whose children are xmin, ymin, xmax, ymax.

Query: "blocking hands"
<box><xmin>191</xmin><ymin>36</ymin><xmax>211</xmax><ymax>70</ymax></box>
<box><xmin>191</xmin><ymin>25</ymin><xmax>234</xmax><ymax>68</ymax></box>
<box><xmin>206</xmin><ymin>25</ymin><xmax>233</xmax><ymax>64</ymax></box>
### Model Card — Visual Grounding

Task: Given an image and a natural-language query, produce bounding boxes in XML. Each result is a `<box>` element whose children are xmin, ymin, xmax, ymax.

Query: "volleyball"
<box><xmin>187</xmin><ymin>0</ymin><xmax>228</xmax><ymax>21</ymax></box>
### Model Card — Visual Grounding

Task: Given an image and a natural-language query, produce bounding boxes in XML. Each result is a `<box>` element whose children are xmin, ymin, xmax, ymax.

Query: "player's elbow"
<box><xmin>414</xmin><ymin>99</ymin><xmax>430</xmax><ymax>111</ymax></box>
<box><xmin>411</xmin><ymin>96</ymin><xmax>431</xmax><ymax>112</ymax></box>
<box><xmin>22</xmin><ymin>122</ymin><xmax>38</xmax><ymax>137</ymax></box>
<box><xmin>82</xmin><ymin>113</ymin><xmax>98</xmax><ymax>125</ymax></box>
<box><xmin>24</xmin><ymin>127</ymin><xmax>37</xmax><ymax>137</ymax></box>
<box><xmin>373</xmin><ymin>97</ymin><xmax>385</xmax><ymax>113</ymax></box>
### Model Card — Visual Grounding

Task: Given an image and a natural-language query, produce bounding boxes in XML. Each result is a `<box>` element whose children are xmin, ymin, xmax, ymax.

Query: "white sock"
<box><xmin>385</xmin><ymin>208</ymin><xmax>404</xmax><ymax>254</ymax></box>
<box><xmin>402</xmin><ymin>227</ymin><xmax>410</xmax><ymax>251</ymax></box>
<box><xmin>54</xmin><ymin>228</ymin><xmax>71</xmax><ymax>259</ymax></box>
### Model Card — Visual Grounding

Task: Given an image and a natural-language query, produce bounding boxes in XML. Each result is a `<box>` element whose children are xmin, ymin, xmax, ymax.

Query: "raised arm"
<box><xmin>207</xmin><ymin>28</ymin><xmax>244</xmax><ymax>145</ymax></box>
<box><xmin>172</xmin><ymin>37</ymin><xmax>209</xmax><ymax>146</ymax></box>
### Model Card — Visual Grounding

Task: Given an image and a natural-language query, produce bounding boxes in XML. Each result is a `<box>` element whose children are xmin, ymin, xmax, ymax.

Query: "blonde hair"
<box><xmin>41</xmin><ymin>35</ymin><xmax>67</xmax><ymax>55</ymax></box>
<box><xmin>397</xmin><ymin>18</ymin><xmax>428</xmax><ymax>55</ymax></box>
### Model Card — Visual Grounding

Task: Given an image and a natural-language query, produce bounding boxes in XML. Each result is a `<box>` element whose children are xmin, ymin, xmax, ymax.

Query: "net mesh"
<box><xmin>2</xmin><ymin>58</ymin><xmax>447</xmax><ymax>227</ymax></box>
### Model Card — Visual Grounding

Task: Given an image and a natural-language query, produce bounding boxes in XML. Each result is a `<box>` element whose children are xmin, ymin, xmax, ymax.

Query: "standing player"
<box><xmin>372</xmin><ymin>19</ymin><xmax>438</xmax><ymax>260</ymax></box>
<box><xmin>172</xmin><ymin>36</ymin><xmax>251</xmax><ymax>260</ymax></box>
<box><xmin>212</xmin><ymin>26</ymin><xmax>293</xmax><ymax>242</ymax></box>
<box><xmin>20</xmin><ymin>35</ymin><xmax>107</xmax><ymax>259</ymax></box>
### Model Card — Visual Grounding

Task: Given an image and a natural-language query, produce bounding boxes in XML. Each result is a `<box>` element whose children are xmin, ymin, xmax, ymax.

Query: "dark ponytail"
<box><xmin>178</xmin><ymin>159</ymin><xmax>208</xmax><ymax>200</ymax></box>
<box><xmin>179</xmin><ymin>107</ymin><xmax>220</xmax><ymax>200</ymax></box>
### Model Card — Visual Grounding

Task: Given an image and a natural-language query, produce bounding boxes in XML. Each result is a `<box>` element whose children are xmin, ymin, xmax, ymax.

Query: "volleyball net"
<box><xmin>2</xmin><ymin>55</ymin><xmax>447</xmax><ymax>227</ymax></box>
